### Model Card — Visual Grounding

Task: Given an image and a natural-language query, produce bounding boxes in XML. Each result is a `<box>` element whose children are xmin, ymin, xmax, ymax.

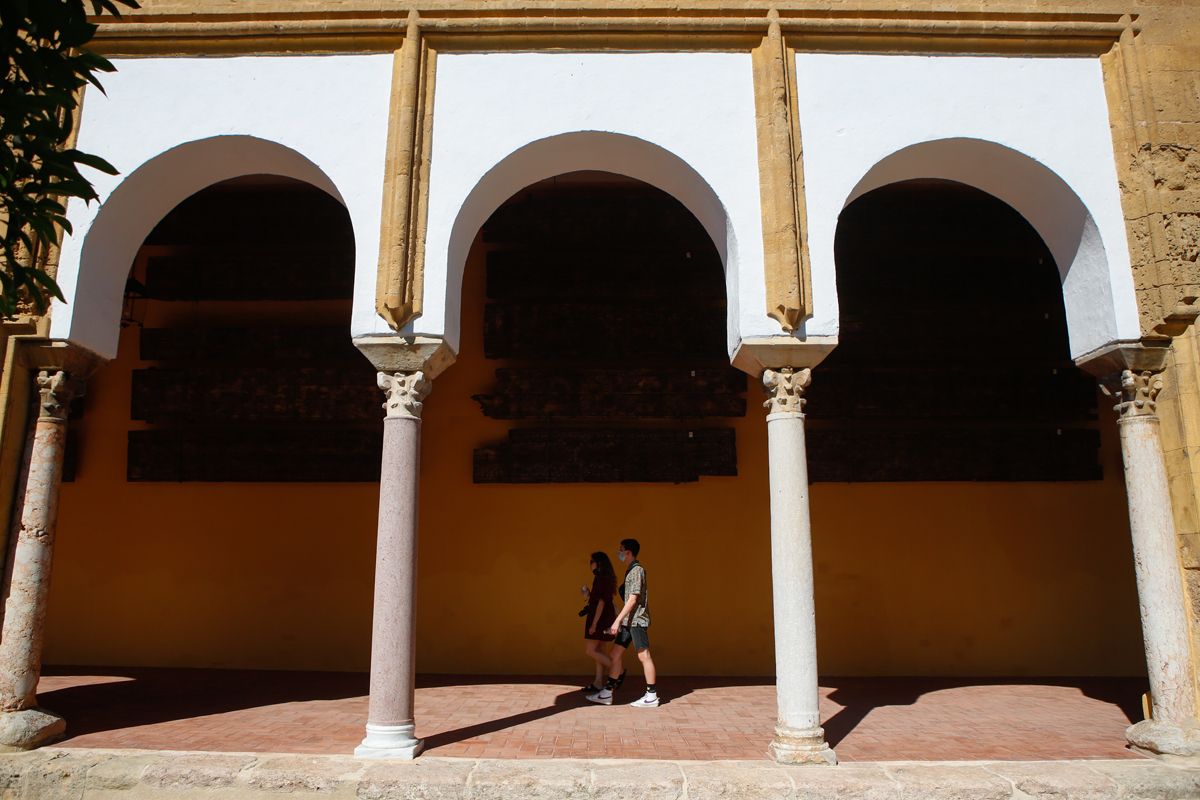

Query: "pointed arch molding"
<box><xmin>91</xmin><ymin>5</ymin><xmax>1132</xmax><ymax>335</ymax></box>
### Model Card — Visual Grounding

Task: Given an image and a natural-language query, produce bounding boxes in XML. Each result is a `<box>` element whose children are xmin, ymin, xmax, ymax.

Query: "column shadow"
<box><xmin>820</xmin><ymin>676</ymin><xmax>1147</xmax><ymax>749</ymax></box>
<box><xmin>38</xmin><ymin>665</ymin><xmax>369</xmax><ymax>739</ymax></box>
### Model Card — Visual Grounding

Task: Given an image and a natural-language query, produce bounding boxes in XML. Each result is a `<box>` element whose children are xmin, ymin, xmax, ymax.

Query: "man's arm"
<box><xmin>609</xmin><ymin>565</ymin><xmax>644</xmax><ymax>635</ymax></box>
<box><xmin>608</xmin><ymin>593</ymin><xmax>639</xmax><ymax>635</ymax></box>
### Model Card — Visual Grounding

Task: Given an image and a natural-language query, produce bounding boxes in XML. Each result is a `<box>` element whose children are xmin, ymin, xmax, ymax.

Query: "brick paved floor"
<box><xmin>37</xmin><ymin>668</ymin><xmax>1147</xmax><ymax>761</ymax></box>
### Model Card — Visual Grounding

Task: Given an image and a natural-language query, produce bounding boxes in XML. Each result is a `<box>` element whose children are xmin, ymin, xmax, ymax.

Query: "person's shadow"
<box><xmin>418</xmin><ymin>674</ymin><xmax>699</xmax><ymax>750</ymax></box>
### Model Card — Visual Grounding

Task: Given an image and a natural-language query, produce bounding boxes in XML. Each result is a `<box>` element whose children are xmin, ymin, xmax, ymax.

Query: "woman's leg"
<box><xmin>607</xmin><ymin>643</ymin><xmax>627</xmax><ymax>680</ymax></box>
<box><xmin>584</xmin><ymin>640</ymin><xmax>611</xmax><ymax>686</ymax></box>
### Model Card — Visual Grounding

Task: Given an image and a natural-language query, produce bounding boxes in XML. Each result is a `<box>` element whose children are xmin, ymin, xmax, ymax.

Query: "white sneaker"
<box><xmin>630</xmin><ymin>692</ymin><xmax>659</xmax><ymax>708</ymax></box>
<box><xmin>586</xmin><ymin>689</ymin><xmax>613</xmax><ymax>705</ymax></box>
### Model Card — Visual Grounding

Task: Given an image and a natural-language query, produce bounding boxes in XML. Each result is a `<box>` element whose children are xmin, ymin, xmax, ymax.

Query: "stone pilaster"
<box><xmin>1079</xmin><ymin>342</ymin><xmax>1200</xmax><ymax>757</ymax></box>
<box><xmin>0</xmin><ymin>367</ymin><xmax>82</xmax><ymax>750</ymax></box>
<box><xmin>356</xmin><ymin>369</ymin><xmax>431</xmax><ymax>760</ymax></box>
<box><xmin>763</xmin><ymin>367</ymin><xmax>836</xmax><ymax>765</ymax></box>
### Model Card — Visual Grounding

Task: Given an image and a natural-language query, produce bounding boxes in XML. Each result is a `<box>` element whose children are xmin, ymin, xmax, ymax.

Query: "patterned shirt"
<box><xmin>620</xmin><ymin>560</ymin><xmax>650</xmax><ymax>628</ymax></box>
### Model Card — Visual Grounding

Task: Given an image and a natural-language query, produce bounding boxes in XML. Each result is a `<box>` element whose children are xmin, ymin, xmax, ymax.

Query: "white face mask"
<box><xmin>617</xmin><ymin>551</ymin><xmax>627</xmax><ymax>563</ymax></box>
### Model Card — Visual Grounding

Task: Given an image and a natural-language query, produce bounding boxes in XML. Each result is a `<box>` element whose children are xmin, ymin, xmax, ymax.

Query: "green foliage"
<box><xmin>0</xmin><ymin>0</ymin><xmax>138</xmax><ymax>318</ymax></box>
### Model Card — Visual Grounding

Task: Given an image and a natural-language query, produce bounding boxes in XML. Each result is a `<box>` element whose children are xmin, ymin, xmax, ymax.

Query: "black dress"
<box><xmin>584</xmin><ymin>573</ymin><xmax>617</xmax><ymax>641</ymax></box>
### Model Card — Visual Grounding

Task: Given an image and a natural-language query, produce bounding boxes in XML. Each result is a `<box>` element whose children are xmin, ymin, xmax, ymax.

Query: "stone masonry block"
<box><xmin>1152</xmin><ymin>72</ymin><xmax>1200</xmax><ymax>123</ymax></box>
<box><xmin>682</xmin><ymin>762</ymin><xmax>796</xmax><ymax>800</ymax></box>
<box><xmin>786</xmin><ymin>763</ymin><xmax>901</xmax><ymax>800</ymax></box>
<box><xmin>884</xmin><ymin>764</ymin><xmax>1011</xmax><ymax>800</ymax></box>
<box><xmin>358</xmin><ymin>759</ymin><xmax>474</xmax><ymax>800</ymax></box>
<box><xmin>591</xmin><ymin>761</ymin><xmax>684</xmax><ymax>800</ymax></box>
<box><xmin>242</xmin><ymin>755</ymin><xmax>364</xmax><ymax>794</ymax></box>
<box><xmin>984</xmin><ymin>761</ymin><xmax>1118</xmax><ymax>800</ymax></box>
<box><xmin>465</xmin><ymin>760</ymin><xmax>589</xmax><ymax>800</ymax></box>
<box><xmin>1145</xmin><ymin>45</ymin><xmax>1200</xmax><ymax>74</ymax></box>
<box><xmin>1162</xmin><ymin>214</ymin><xmax>1200</xmax><ymax>267</ymax></box>
<box><xmin>1084</xmin><ymin>759</ymin><xmax>1200</xmax><ymax>799</ymax></box>
<box><xmin>1156</xmin><ymin>123</ymin><xmax>1200</xmax><ymax>150</ymax></box>
<box><xmin>138</xmin><ymin>753</ymin><xmax>255</xmax><ymax>791</ymax></box>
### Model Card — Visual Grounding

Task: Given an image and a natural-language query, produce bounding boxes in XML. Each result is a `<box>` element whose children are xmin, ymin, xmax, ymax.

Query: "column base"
<box><xmin>768</xmin><ymin>725</ymin><xmax>837</xmax><ymax>765</ymax></box>
<box><xmin>1126</xmin><ymin>719</ymin><xmax>1200</xmax><ymax>758</ymax></box>
<box><xmin>0</xmin><ymin>708</ymin><xmax>65</xmax><ymax>751</ymax></box>
<box><xmin>354</xmin><ymin>723</ymin><xmax>424</xmax><ymax>760</ymax></box>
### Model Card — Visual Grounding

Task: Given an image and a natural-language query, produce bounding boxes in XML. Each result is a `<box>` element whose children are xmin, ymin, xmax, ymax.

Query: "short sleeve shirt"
<box><xmin>622</xmin><ymin>561</ymin><xmax>650</xmax><ymax>628</ymax></box>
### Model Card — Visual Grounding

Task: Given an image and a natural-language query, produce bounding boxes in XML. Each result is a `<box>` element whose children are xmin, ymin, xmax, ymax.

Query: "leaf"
<box><xmin>63</xmin><ymin>148</ymin><xmax>117</xmax><ymax>174</ymax></box>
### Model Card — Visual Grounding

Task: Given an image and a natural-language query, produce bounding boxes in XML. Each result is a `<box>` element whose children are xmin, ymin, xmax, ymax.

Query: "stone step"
<box><xmin>2</xmin><ymin>749</ymin><xmax>1198</xmax><ymax>800</ymax></box>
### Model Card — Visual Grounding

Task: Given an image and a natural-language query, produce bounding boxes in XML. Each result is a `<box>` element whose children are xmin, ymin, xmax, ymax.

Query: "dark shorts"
<box><xmin>614</xmin><ymin>625</ymin><xmax>650</xmax><ymax>651</ymax></box>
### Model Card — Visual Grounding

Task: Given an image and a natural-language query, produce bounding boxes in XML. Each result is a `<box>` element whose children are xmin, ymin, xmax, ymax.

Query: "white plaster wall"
<box><xmin>793</xmin><ymin>53</ymin><xmax>1139</xmax><ymax>359</ymax></box>
<box><xmin>412</xmin><ymin>52</ymin><xmax>766</xmax><ymax>356</ymax></box>
<box><xmin>54</xmin><ymin>54</ymin><xmax>393</xmax><ymax>359</ymax></box>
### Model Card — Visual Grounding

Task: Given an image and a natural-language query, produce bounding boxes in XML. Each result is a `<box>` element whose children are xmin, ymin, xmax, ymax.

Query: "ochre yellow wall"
<box><xmin>45</xmin><ymin>237</ymin><xmax>1146</xmax><ymax>677</ymax></box>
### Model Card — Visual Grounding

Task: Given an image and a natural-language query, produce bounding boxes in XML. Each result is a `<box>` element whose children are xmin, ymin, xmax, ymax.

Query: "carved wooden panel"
<box><xmin>805</xmin><ymin>366</ymin><xmax>1096</xmax><ymax>423</ymax></box>
<box><xmin>131</xmin><ymin>366</ymin><xmax>379</xmax><ymax>423</ymax></box>
<box><xmin>486</xmin><ymin>250</ymin><xmax>725</xmax><ymax>301</ymax></box>
<box><xmin>474</xmin><ymin>428</ymin><xmax>736</xmax><ymax>484</ymax></box>
<box><xmin>483</xmin><ymin>303</ymin><xmax>727</xmax><ymax>361</ymax></box>
<box><xmin>806</xmin><ymin>427</ymin><xmax>1101</xmax><ymax>483</ymax></box>
<box><xmin>128</xmin><ymin>429</ymin><xmax>381</xmax><ymax>482</ymax></box>
<box><xmin>473</xmin><ymin>368</ymin><xmax>745</xmax><ymax>420</ymax></box>
<box><xmin>139</xmin><ymin>326</ymin><xmax>360</xmax><ymax>363</ymax></box>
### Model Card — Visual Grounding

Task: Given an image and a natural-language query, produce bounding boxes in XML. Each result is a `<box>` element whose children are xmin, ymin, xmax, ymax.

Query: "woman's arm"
<box><xmin>588</xmin><ymin>599</ymin><xmax>606</xmax><ymax>633</ymax></box>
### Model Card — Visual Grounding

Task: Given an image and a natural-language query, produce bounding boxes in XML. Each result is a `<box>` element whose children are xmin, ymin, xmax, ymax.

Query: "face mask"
<box><xmin>617</xmin><ymin>552</ymin><xmax>626</xmax><ymax>563</ymax></box>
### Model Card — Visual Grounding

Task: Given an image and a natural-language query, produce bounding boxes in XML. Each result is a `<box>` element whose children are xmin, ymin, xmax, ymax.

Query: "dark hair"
<box><xmin>590</xmin><ymin>551</ymin><xmax>615</xmax><ymax>577</ymax></box>
<box><xmin>620</xmin><ymin>538</ymin><xmax>640</xmax><ymax>557</ymax></box>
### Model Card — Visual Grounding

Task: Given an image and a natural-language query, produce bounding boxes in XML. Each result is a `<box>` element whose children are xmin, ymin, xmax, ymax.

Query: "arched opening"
<box><xmin>809</xmin><ymin>179</ymin><xmax>1144</xmax><ymax>684</ymax></box>
<box><xmin>417</xmin><ymin>171</ymin><xmax>757</xmax><ymax>680</ymax></box>
<box><xmin>841</xmin><ymin>138</ymin><xmax>1138</xmax><ymax>358</ymax></box>
<box><xmin>44</xmin><ymin>175</ymin><xmax>381</xmax><ymax>681</ymax></box>
<box><xmin>53</xmin><ymin>135</ymin><xmax>346</xmax><ymax>360</ymax></box>
<box><xmin>426</xmin><ymin>131</ymin><xmax>742</xmax><ymax>355</ymax></box>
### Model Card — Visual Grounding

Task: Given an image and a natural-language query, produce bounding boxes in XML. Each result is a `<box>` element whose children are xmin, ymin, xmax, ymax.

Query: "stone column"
<box><xmin>355</xmin><ymin>370</ymin><xmax>431</xmax><ymax>760</ymax></box>
<box><xmin>1099</xmin><ymin>365</ymin><xmax>1200</xmax><ymax>756</ymax></box>
<box><xmin>0</xmin><ymin>369</ymin><xmax>81</xmax><ymax>750</ymax></box>
<box><xmin>762</xmin><ymin>367</ymin><xmax>836</xmax><ymax>765</ymax></box>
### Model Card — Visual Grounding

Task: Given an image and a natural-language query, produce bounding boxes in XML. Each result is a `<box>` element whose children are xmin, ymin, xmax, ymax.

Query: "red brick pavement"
<box><xmin>37</xmin><ymin>669</ymin><xmax>1146</xmax><ymax>761</ymax></box>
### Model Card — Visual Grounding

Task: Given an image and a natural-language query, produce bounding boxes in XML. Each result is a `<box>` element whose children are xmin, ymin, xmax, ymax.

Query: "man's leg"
<box><xmin>637</xmin><ymin>647</ymin><xmax>656</xmax><ymax>685</ymax></box>
<box><xmin>629</xmin><ymin>629</ymin><xmax>659</xmax><ymax>707</ymax></box>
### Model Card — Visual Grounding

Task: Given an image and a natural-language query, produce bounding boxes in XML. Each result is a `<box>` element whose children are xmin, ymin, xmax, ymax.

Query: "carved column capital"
<box><xmin>35</xmin><ymin>370</ymin><xmax>81</xmax><ymax>422</ymax></box>
<box><xmin>763</xmin><ymin>367</ymin><xmax>811</xmax><ymax>416</ymax></box>
<box><xmin>378</xmin><ymin>371</ymin><xmax>432</xmax><ymax>420</ymax></box>
<box><xmin>1101</xmin><ymin>368</ymin><xmax>1163</xmax><ymax>419</ymax></box>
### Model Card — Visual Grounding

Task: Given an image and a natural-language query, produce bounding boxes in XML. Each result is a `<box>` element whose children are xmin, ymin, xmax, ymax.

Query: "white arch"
<box><xmin>435</xmin><ymin>131</ymin><xmax>739</xmax><ymax>356</ymax></box>
<box><xmin>52</xmin><ymin>135</ymin><xmax>347</xmax><ymax>360</ymax></box>
<box><xmin>842</xmin><ymin>138</ymin><xmax>1132</xmax><ymax>359</ymax></box>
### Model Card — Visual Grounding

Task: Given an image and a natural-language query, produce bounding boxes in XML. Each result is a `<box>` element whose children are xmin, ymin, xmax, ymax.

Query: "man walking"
<box><xmin>587</xmin><ymin>538</ymin><xmax>658</xmax><ymax>708</ymax></box>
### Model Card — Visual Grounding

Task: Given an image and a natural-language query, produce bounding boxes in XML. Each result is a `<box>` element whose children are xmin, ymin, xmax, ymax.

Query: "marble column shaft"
<box><xmin>0</xmin><ymin>370</ymin><xmax>79</xmax><ymax>750</ymax></box>
<box><xmin>762</xmin><ymin>367</ymin><xmax>836</xmax><ymax>765</ymax></box>
<box><xmin>356</xmin><ymin>371</ymin><xmax>430</xmax><ymax>760</ymax></box>
<box><xmin>1107</xmin><ymin>370</ymin><xmax>1197</xmax><ymax>726</ymax></box>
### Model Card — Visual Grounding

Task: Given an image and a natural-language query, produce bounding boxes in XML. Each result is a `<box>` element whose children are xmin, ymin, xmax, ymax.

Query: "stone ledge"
<box><xmin>0</xmin><ymin>749</ymin><xmax>1192</xmax><ymax>799</ymax></box>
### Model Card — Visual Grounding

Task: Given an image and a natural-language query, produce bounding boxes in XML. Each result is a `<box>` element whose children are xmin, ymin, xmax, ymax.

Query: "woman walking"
<box><xmin>580</xmin><ymin>551</ymin><xmax>617</xmax><ymax>692</ymax></box>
